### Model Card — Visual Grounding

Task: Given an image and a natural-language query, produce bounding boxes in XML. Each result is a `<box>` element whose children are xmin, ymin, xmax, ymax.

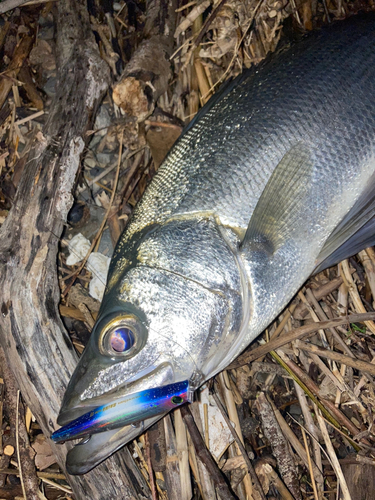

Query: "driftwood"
<box><xmin>342</xmin><ymin>463</ymin><xmax>375</xmax><ymax>500</ymax></box>
<box><xmin>113</xmin><ymin>0</ymin><xmax>178</xmax><ymax>121</ymax></box>
<box><xmin>0</xmin><ymin>1</ymin><xmax>151</xmax><ymax>498</ymax></box>
<box><xmin>255</xmin><ymin>393</ymin><xmax>301</xmax><ymax>500</ymax></box>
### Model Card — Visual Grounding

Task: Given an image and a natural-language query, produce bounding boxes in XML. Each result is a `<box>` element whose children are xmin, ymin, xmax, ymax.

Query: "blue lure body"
<box><xmin>52</xmin><ymin>380</ymin><xmax>191</xmax><ymax>443</ymax></box>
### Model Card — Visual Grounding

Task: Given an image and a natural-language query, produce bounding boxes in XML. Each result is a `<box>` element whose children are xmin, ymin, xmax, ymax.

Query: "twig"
<box><xmin>14</xmin><ymin>111</ymin><xmax>45</xmax><ymax>126</ymax></box>
<box><xmin>39</xmin><ymin>477</ymin><xmax>72</xmax><ymax>495</ymax></box>
<box><xmin>304</xmin><ymin>287</ymin><xmax>356</xmax><ymax>358</ymax></box>
<box><xmin>193</xmin><ymin>0</ymin><xmax>227</xmax><ymax>47</ymax></box>
<box><xmin>305</xmin><ymin>351</ymin><xmax>366</xmax><ymax>415</ymax></box>
<box><xmin>298</xmin><ymin>290</ymin><xmax>328</xmax><ymax>347</ymax></box>
<box><xmin>359</xmin><ymin>249</ymin><xmax>375</xmax><ymax>306</ymax></box>
<box><xmin>212</xmin><ymin>389</ymin><xmax>267</xmax><ymax>500</ymax></box>
<box><xmin>203</xmin><ymin>403</ymin><xmax>209</xmax><ymax>449</ymax></box>
<box><xmin>0</xmin><ymin>36</ymin><xmax>34</xmax><ymax>109</ymax></box>
<box><xmin>295</xmin><ymin>340</ymin><xmax>375</xmax><ymax>377</ymax></box>
<box><xmin>180</xmin><ymin>405</ymin><xmax>237</xmax><ymax>500</ymax></box>
<box><xmin>204</xmin><ymin>0</ymin><xmax>265</xmax><ymax>98</ymax></box>
<box><xmin>341</xmin><ymin>259</ymin><xmax>375</xmax><ymax>334</ymax></box>
<box><xmin>2</xmin><ymin>467</ymin><xmax>66</xmax><ymax>481</ymax></box>
<box><xmin>270</xmin><ymin>304</ymin><xmax>296</xmax><ymax>340</ymax></box>
<box><xmin>145</xmin><ymin>432</ymin><xmax>159</xmax><ymax>500</ymax></box>
<box><xmin>217</xmin><ymin>372</ymin><xmax>253</xmax><ymax>499</ymax></box>
<box><xmin>293</xmin><ymin>276</ymin><xmax>347</xmax><ymax>319</ymax></box>
<box><xmin>301</xmin><ymin>428</ymin><xmax>319</xmax><ymax>500</ymax></box>
<box><xmin>228</xmin><ymin>312</ymin><xmax>375</xmax><ymax>369</ymax></box>
<box><xmin>274</xmin><ymin>350</ymin><xmax>367</xmax><ymax>447</ymax></box>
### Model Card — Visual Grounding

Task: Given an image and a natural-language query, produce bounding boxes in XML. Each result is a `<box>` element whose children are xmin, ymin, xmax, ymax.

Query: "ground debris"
<box><xmin>1</xmin><ymin>0</ymin><xmax>375</xmax><ymax>499</ymax></box>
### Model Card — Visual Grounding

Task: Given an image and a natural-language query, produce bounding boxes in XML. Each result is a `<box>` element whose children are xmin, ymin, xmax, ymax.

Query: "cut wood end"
<box><xmin>113</xmin><ymin>77</ymin><xmax>152</xmax><ymax>122</ymax></box>
<box><xmin>4</xmin><ymin>444</ymin><xmax>14</xmax><ymax>456</ymax></box>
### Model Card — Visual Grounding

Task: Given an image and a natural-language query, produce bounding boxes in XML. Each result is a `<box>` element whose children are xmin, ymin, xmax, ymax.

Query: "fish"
<box><xmin>56</xmin><ymin>13</ymin><xmax>375</xmax><ymax>474</ymax></box>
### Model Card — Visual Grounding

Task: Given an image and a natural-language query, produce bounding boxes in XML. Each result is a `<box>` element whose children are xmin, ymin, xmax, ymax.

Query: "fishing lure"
<box><xmin>52</xmin><ymin>380</ymin><xmax>191</xmax><ymax>443</ymax></box>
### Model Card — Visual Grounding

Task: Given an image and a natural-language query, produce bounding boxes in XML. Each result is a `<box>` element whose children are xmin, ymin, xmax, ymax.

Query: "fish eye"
<box><xmin>110</xmin><ymin>327</ymin><xmax>135</xmax><ymax>352</ymax></box>
<box><xmin>99</xmin><ymin>314</ymin><xmax>146</xmax><ymax>358</ymax></box>
<box><xmin>171</xmin><ymin>396</ymin><xmax>184</xmax><ymax>405</ymax></box>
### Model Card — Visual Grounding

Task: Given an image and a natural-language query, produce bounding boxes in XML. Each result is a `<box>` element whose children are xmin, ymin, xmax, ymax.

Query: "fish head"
<box><xmin>58</xmin><ymin>217</ymin><xmax>246</xmax><ymax>450</ymax></box>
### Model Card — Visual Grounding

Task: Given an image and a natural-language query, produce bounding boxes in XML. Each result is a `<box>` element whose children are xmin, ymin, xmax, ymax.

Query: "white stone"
<box><xmin>88</xmin><ymin>252</ymin><xmax>111</xmax><ymax>301</ymax></box>
<box><xmin>66</xmin><ymin>233</ymin><xmax>91</xmax><ymax>266</ymax></box>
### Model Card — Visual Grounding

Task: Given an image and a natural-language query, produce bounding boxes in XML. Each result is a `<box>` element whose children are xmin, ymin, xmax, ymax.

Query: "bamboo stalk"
<box><xmin>316</xmin><ymin>412</ymin><xmax>352</xmax><ymax>500</ymax></box>
<box><xmin>294</xmin><ymin>382</ymin><xmax>324</xmax><ymax>498</ymax></box>
<box><xmin>218</xmin><ymin>372</ymin><xmax>254</xmax><ymax>500</ymax></box>
<box><xmin>163</xmin><ymin>415</ymin><xmax>183</xmax><ymax>500</ymax></box>
<box><xmin>175</xmin><ymin>409</ymin><xmax>192</xmax><ymax>500</ymax></box>
<box><xmin>359</xmin><ymin>249</ymin><xmax>375</xmax><ymax>307</ymax></box>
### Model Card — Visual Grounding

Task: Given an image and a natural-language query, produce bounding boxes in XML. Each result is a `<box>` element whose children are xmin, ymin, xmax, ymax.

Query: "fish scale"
<box><xmin>55</xmin><ymin>14</ymin><xmax>375</xmax><ymax>474</ymax></box>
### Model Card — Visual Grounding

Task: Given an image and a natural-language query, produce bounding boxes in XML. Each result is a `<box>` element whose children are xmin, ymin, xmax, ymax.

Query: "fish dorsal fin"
<box><xmin>241</xmin><ymin>142</ymin><xmax>315</xmax><ymax>254</ymax></box>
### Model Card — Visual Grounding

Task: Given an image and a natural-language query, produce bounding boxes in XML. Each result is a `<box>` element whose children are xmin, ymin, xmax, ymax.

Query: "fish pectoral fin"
<box><xmin>241</xmin><ymin>142</ymin><xmax>315</xmax><ymax>255</ymax></box>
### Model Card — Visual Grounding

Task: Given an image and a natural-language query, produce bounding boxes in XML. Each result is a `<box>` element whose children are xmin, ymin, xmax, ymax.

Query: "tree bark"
<box><xmin>0</xmin><ymin>1</ymin><xmax>151</xmax><ymax>498</ymax></box>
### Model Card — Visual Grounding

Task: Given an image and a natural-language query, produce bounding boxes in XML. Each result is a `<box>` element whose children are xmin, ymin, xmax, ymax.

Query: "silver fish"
<box><xmin>58</xmin><ymin>14</ymin><xmax>375</xmax><ymax>473</ymax></box>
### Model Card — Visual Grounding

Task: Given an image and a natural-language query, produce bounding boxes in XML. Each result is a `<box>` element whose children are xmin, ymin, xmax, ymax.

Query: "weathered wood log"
<box><xmin>341</xmin><ymin>463</ymin><xmax>375</xmax><ymax>500</ymax></box>
<box><xmin>0</xmin><ymin>1</ymin><xmax>151</xmax><ymax>498</ymax></box>
<box><xmin>113</xmin><ymin>0</ymin><xmax>178</xmax><ymax>121</ymax></box>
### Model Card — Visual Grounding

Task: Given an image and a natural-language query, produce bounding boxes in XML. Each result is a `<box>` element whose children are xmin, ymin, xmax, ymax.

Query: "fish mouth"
<box><xmin>57</xmin><ymin>361</ymin><xmax>176</xmax><ymax>427</ymax></box>
<box><xmin>53</xmin><ymin>362</ymin><xmax>193</xmax><ymax>474</ymax></box>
